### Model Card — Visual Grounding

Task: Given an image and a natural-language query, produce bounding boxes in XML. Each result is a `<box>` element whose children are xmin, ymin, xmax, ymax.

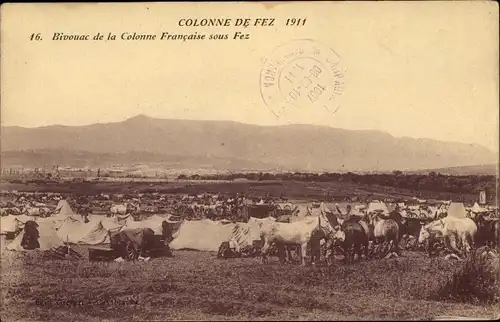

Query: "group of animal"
<box><xmin>258</xmin><ymin>210</ymin><xmax>498</xmax><ymax>266</ymax></box>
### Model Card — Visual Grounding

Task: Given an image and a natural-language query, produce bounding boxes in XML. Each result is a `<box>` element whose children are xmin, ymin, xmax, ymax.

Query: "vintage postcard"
<box><xmin>1</xmin><ymin>1</ymin><xmax>499</xmax><ymax>321</ymax></box>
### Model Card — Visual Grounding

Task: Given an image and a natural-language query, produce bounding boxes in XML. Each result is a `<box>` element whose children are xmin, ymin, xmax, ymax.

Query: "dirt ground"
<box><xmin>1</xmin><ymin>248</ymin><xmax>498</xmax><ymax>321</ymax></box>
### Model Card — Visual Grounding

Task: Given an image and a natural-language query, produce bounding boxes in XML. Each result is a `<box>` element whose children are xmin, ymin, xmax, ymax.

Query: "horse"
<box><xmin>338</xmin><ymin>221</ymin><xmax>369</xmax><ymax>263</ymax></box>
<box><xmin>284</xmin><ymin>211</ymin><xmax>344</xmax><ymax>264</ymax></box>
<box><xmin>20</xmin><ymin>220</ymin><xmax>40</xmax><ymax>250</ymax></box>
<box><xmin>364</xmin><ymin>211</ymin><xmax>401</xmax><ymax>258</ymax></box>
<box><xmin>388</xmin><ymin>210</ymin><xmax>426</xmax><ymax>249</ymax></box>
<box><xmin>260</xmin><ymin>211</ymin><xmax>336</xmax><ymax>266</ymax></box>
<box><xmin>275</xmin><ymin>214</ymin><xmax>297</xmax><ymax>262</ymax></box>
<box><xmin>474</xmin><ymin>213</ymin><xmax>499</xmax><ymax>248</ymax></box>
<box><xmin>398</xmin><ymin>217</ymin><xmax>426</xmax><ymax>250</ymax></box>
<box><xmin>434</xmin><ymin>205</ymin><xmax>448</xmax><ymax>220</ymax></box>
<box><xmin>418</xmin><ymin>216</ymin><xmax>477</xmax><ymax>259</ymax></box>
<box><xmin>358</xmin><ymin>216</ymin><xmax>372</xmax><ymax>240</ymax></box>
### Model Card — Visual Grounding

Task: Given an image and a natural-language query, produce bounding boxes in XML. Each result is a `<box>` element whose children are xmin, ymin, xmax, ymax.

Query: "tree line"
<box><xmin>178</xmin><ymin>171</ymin><xmax>497</xmax><ymax>199</ymax></box>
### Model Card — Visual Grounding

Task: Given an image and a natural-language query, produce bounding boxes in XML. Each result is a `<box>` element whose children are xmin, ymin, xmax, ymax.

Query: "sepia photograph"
<box><xmin>1</xmin><ymin>2</ymin><xmax>499</xmax><ymax>321</ymax></box>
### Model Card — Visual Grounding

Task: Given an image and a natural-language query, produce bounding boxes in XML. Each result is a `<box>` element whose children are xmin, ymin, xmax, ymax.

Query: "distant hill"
<box><xmin>410</xmin><ymin>164</ymin><xmax>498</xmax><ymax>176</ymax></box>
<box><xmin>1</xmin><ymin>115</ymin><xmax>497</xmax><ymax>173</ymax></box>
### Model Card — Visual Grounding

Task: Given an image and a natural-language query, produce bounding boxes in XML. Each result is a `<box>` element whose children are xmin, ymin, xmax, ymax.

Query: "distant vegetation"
<box><xmin>178</xmin><ymin>171</ymin><xmax>498</xmax><ymax>200</ymax></box>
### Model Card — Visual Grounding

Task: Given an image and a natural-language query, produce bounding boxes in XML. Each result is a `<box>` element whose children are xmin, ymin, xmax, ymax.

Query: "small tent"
<box><xmin>56</xmin><ymin>218</ymin><xmax>89</xmax><ymax>244</ymax></box>
<box><xmin>113</xmin><ymin>213</ymin><xmax>133</xmax><ymax>226</ymax></box>
<box><xmin>53</xmin><ymin>199</ymin><xmax>77</xmax><ymax>216</ymax></box>
<box><xmin>471</xmin><ymin>202</ymin><xmax>486</xmax><ymax>213</ymax></box>
<box><xmin>52</xmin><ymin>200</ymin><xmax>81</xmax><ymax>228</ymax></box>
<box><xmin>79</xmin><ymin>218</ymin><xmax>123</xmax><ymax>245</ymax></box>
<box><xmin>227</xmin><ymin>223</ymin><xmax>257</xmax><ymax>250</ymax></box>
<box><xmin>6</xmin><ymin>221</ymin><xmax>64</xmax><ymax>251</ymax></box>
<box><xmin>170</xmin><ymin>219</ymin><xmax>236</xmax><ymax>252</ymax></box>
<box><xmin>78</xmin><ymin>220</ymin><xmax>111</xmax><ymax>245</ymax></box>
<box><xmin>225</xmin><ymin>216</ymin><xmax>275</xmax><ymax>249</ymax></box>
<box><xmin>447</xmin><ymin>202</ymin><xmax>467</xmax><ymax>219</ymax></box>
<box><xmin>15</xmin><ymin>214</ymin><xmax>36</xmax><ymax>225</ymax></box>
<box><xmin>367</xmin><ymin>202</ymin><xmax>389</xmax><ymax>214</ymax></box>
<box><xmin>1</xmin><ymin>215</ymin><xmax>20</xmax><ymax>234</ymax></box>
<box><xmin>123</xmin><ymin>215</ymin><xmax>165</xmax><ymax>235</ymax></box>
<box><xmin>230</xmin><ymin>216</ymin><xmax>280</xmax><ymax>246</ymax></box>
<box><xmin>56</xmin><ymin>216</ymin><xmax>123</xmax><ymax>245</ymax></box>
<box><xmin>294</xmin><ymin>205</ymin><xmax>311</xmax><ymax>217</ymax></box>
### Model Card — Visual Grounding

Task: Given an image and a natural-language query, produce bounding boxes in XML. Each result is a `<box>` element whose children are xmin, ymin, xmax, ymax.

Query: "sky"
<box><xmin>2</xmin><ymin>2</ymin><xmax>499</xmax><ymax>153</ymax></box>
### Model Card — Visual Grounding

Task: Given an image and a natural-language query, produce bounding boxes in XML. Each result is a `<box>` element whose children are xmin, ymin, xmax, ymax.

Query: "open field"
<box><xmin>0</xmin><ymin>179</ymin><xmax>484</xmax><ymax>203</ymax></box>
<box><xmin>1</xmin><ymin>249</ymin><xmax>498</xmax><ymax>321</ymax></box>
<box><xmin>1</xmin><ymin>178</ymin><xmax>498</xmax><ymax>320</ymax></box>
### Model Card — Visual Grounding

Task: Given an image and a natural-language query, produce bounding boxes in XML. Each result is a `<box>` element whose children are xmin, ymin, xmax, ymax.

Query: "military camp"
<box><xmin>2</xmin><ymin>4</ymin><xmax>498</xmax><ymax>319</ymax></box>
<box><xmin>1</xmin><ymin>182</ymin><xmax>498</xmax><ymax>321</ymax></box>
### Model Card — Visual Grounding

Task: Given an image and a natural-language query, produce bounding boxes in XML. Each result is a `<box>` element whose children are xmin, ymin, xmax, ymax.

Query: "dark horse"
<box><xmin>21</xmin><ymin>220</ymin><xmax>40</xmax><ymax>250</ymax></box>
<box><xmin>474</xmin><ymin>213</ymin><xmax>499</xmax><ymax>248</ymax></box>
<box><xmin>340</xmin><ymin>221</ymin><xmax>369</xmax><ymax>262</ymax></box>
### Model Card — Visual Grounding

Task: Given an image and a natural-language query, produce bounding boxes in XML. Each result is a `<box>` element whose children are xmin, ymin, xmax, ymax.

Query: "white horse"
<box><xmin>418</xmin><ymin>216</ymin><xmax>477</xmax><ymax>258</ymax></box>
<box><xmin>364</xmin><ymin>212</ymin><xmax>401</xmax><ymax>257</ymax></box>
<box><xmin>259</xmin><ymin>211</ymin><xmax>339</xmax><ymax>266</ymax></box>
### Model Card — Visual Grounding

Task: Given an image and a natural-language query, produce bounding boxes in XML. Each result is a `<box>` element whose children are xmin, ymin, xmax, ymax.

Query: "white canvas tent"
<box><xmin>14</xmin><ymin>214</ymin><xmax>37</xmax><ymax>225</ymax></box>
<box><xmin>1</xmin><ymin>215</ymin><xmax>20</xmax><ymax>234</ymax></box>
<box><xmin>447</xmin><ymin>202</ymin><xmax>467</xmax><ymax>219</ymax></box>
<box><xmin>170</xmin><ymin>219</ymin><xmax>237</xmax><ymax>252</ymax></box>
<box><xmin>79</xmin><ymin>218</ymin><xmax>123</xmax><ymax>245</ymax></box>
<box><xmin>56</xmin><ymin>218</ymin><xmax>89</xmax><ymax>244</ymax></box>
<box><xmin>228</xmin><ymin>217</ymin><xmax>276</xmax><ymax>248</ymax></box>
<box><xmin>52</xmin><ymin>200</ymin><xmax>81</xmax><ymax>228</ymax></box>
<box><xmin>367</xmin><ymin>202</ymin><xmax>389</xmax><ymax>214</ymax></box>
<box><xmin>123</xmin><ymin>215</ymin><xmax>166</xmax><ymax>235</ymax></box>
<box><xmin>6</xmin><ymin>221</ymin><xmax>64</xmax><ymax>251</ymax></box>
<box><xmin>471</xmin><ymin>202</ymin><xmax>487</xmax><ymax>213</ymax></box>
<box><xmin>227</xmin><ymin>223</ymin><xmax>255</xmax><ymax>250</ymax></box>
<box><xmin>113</xmin><ymin>213</ymin><xmax>133</xmax><ymax>225</ymax></box>
<box><xmin>53</xmin><ymin>199</ymin><xmax>77</xmax><ymax>216</ymax></box>
<box><xmin>55</xmin><ymin>216</ymin><xmax>123</xmax><ymax>245</ymax></box>
<box><xmin>227</xmin><ymin>216</ymin><xmax>277</xmax><ymax>249</ymax></box>
<box><xmin>294</xmin><ymin>205</ymin><xmax>311</xmax><ymax>217</ymax></box>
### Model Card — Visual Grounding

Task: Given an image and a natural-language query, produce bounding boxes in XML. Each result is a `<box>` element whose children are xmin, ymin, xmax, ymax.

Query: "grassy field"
<box><xmin>1</xmin><ymin>249</ymin><xmax>498</xmax><ymax>321</ymax></box>
<box><xmin>0</xmin><ymin>179</ymin><xmax>478</xmax><ymax>202</ymax></box>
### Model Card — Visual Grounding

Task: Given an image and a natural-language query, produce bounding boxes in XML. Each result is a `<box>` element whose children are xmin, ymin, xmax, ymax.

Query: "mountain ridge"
<box><xmin>1</xmin><ymin>115</ymin><xmax>496</xmax><ymax>172</ymax></box>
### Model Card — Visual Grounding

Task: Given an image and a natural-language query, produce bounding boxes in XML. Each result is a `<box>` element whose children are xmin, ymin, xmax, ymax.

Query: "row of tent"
<box><xmin>1</xmin><ymin>199</ymin><xmax>276</xmax><ymax>254</ymax></box>
<box><xmin>0</xmin><ymin>200</ymin><xmax>483</xmax><ymax>254</ymax></box>
<box><xmin>1</xmin><ymin>200</ymin><xmax>182</xmax><ymax>252</ymax></box>
<box><xmin>1</xmin><ymin>213</ymin><xmax>272</xmax><ymax>254</ymax></box>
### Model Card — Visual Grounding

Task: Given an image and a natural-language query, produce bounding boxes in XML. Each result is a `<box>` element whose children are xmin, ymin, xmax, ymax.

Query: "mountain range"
<box><xmin>1</xmin><ymin>115</ymin><xmax>497</xmax><ymax>173</ymax></box>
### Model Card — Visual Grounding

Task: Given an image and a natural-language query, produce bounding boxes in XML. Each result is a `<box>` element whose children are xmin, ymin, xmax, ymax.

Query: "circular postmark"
<box><xmin>260</xmin><ymin>39</ymin><xmax>345</xmax><ymax>117</ymax></box>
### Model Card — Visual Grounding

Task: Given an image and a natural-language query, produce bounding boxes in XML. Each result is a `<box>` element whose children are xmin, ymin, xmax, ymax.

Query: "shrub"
<box><xmin>433</xmin><ymin>247</ymin><xmax>500</xmax><ymax>304</ymax></box>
